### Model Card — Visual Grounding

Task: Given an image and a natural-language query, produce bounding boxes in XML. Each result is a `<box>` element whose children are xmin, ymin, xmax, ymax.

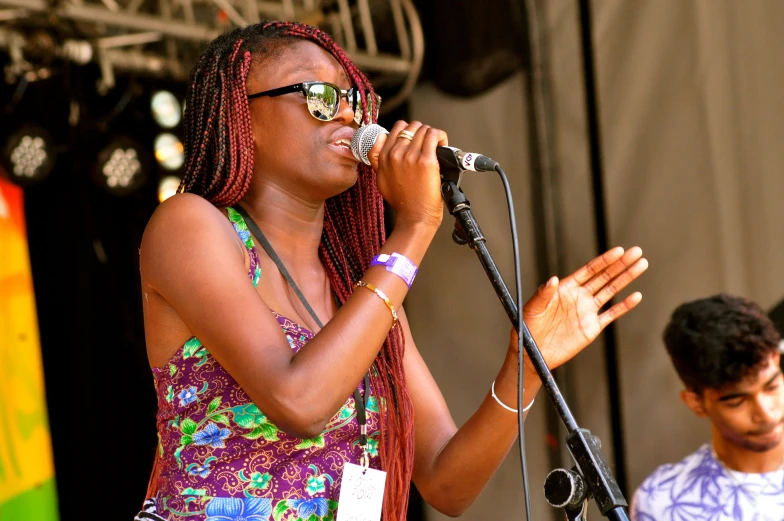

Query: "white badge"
<box><xmin>336</xmin><ymin>462</ymin><xmax>387</xmax><ymax>521</ymax></box>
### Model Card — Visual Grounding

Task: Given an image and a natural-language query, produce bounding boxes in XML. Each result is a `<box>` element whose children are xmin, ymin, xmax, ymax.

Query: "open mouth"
<box><xmin>333</xmin><ymin>138</ymin><xmax>352</xmax><ymax>150</ymax></box>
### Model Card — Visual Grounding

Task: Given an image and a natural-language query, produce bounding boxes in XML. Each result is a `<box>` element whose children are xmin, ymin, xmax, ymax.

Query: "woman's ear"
<box><xmin>680</xmin><ymin>389</ymin><xmax>707</xmax><ymax>418</ymax></box>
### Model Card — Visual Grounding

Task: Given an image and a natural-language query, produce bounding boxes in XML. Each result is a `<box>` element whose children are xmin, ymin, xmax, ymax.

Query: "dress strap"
<box><xmin>226</xmin><ymin>206</ymin><xmax>261</xmax><ymax>288</ymax></box>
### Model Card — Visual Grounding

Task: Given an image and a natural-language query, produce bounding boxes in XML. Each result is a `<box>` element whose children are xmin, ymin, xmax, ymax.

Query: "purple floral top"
<box><xmin>631</xmin><ymin>444</ymin><xmax>784</xmax><ymax>521</ymax></box>
<box><xmin>151</xmin><ymin>207</ymin><xmax>381</xmax><ymax>521</ymax></box>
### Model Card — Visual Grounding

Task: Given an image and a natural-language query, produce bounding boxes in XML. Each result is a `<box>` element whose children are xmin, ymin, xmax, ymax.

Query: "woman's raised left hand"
<box><xmin>518</xmin><ymin>246</ymin><xmax>648</xmax><ymax>372</ymax></box>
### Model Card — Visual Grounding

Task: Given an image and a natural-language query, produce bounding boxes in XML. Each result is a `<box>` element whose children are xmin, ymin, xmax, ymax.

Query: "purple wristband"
<box><xmin>370</xmin><ymin>253</ymin><xmax>418</xmax><ymax>288</ymax></box>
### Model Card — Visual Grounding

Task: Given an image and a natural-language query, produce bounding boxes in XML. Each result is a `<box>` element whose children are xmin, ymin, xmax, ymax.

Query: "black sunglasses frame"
<box><xmin>247</xmin><ymin>81</ymin><xmax>378</xmax><ymax>125</ymax></box>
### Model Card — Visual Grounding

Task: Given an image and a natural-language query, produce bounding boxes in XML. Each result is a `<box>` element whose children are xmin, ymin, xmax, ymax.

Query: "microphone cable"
<box><xmin>494</xmin><ymin>164</ymin><xmax>533</xmax><ymax>521</ymax></box>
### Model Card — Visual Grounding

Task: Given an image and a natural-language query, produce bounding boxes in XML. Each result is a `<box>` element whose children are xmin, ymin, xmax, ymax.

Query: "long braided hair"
<box><xmin>178</xmin><ymin>21</ymin><xmax>415</xmax><ymax>521</ymax></box>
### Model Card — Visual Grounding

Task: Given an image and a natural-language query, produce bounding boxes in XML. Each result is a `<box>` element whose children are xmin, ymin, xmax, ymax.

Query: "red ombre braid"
<box><xmin>179</xmin><ymin>22</ymin><xmax>414</xmax><ymax>521</ymax></box>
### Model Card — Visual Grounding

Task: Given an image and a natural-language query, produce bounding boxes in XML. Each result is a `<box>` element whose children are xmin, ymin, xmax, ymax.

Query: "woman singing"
<box><xmin>137</xmin><ymin>20</ymin><xmax>648</xmax><ymax>521</ymax></box>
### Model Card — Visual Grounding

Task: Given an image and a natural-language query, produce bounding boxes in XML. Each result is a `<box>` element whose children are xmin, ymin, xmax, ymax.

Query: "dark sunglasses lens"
<box><xmin>306</xmin><ymin>83</ymin><xmax>340</xmax><ymax>121</ymax></box>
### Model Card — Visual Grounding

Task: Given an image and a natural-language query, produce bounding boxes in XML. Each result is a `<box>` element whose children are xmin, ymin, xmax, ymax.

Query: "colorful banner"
<box><xmin>0</xmin><ymin>177</ymin><xmax>59</xmax><ymax>520</ymax></box>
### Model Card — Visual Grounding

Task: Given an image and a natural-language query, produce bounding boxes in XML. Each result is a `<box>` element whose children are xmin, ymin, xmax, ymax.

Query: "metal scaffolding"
<box><xmin>0</xmin><ymin>0</ymin><xmax>423</xmax><ymax>111</ymax></box>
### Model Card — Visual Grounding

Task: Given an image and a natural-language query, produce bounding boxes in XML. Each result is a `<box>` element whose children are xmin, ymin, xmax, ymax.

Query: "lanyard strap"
<box><xmin>234</xmin><ymin>206</ymin><xmax>371</xmax><ymax>455</ymax></box>
<box><xmin>235</xmin><ymin>206</ymin><xmax>325</xmax><ymax>330</ymax></box>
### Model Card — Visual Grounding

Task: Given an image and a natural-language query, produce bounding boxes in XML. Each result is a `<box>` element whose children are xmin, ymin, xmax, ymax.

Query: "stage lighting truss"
<box><xmin>0</xmin><ymin>0</ymin><xmax>423</xmax><ymax>112</ymax></box>
<box><xmin>1</xmin><ymin>124</ymin><xmax>55</xmax><ymax>184</ymax></box>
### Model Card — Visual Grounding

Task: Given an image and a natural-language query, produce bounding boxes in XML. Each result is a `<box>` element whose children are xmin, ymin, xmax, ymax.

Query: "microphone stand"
<box><xmin>438</xmin><ymin>162</ymin><xmax>629</xmax><ymax>521</ymax></box>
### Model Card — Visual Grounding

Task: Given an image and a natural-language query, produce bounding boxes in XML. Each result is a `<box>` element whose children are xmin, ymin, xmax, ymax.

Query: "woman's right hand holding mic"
<box><xmin>367</xmin><ymin>120</ymin><xmax>449</xmax><ymax>232</ymax></box>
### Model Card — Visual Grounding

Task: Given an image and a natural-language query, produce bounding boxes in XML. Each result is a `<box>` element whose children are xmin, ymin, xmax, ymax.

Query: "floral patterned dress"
<box><xmin>150</xmin><ymin>207</ymin><xmax>381</xmax><ymax>521</ymax></box>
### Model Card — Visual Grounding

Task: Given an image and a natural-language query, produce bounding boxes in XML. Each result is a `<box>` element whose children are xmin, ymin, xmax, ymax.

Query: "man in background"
<box><xmin>632</xmin><ymin>294</ymin><xmax>784</xmax><ymax>520</ymax></box>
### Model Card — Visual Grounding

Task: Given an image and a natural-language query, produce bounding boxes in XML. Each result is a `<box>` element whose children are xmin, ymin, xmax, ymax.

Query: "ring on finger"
<box><xmin>396</xmin><ymin>130</ymin><xmax>415</xmax><ymax>141</ymax></box>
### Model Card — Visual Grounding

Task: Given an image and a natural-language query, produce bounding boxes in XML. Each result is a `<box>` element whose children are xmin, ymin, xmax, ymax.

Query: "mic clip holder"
<box><xmin>437</xmin><ymin>148</ymin><xmax>466</xmax><ymax>188</ymax></box>
<box><xmin>439</xmin><ymin>164</ymin><xmax>630</xmax><ymax>521</ymax></box>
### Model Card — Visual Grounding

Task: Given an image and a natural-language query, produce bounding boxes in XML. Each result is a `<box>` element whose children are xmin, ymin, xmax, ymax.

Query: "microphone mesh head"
<box><xmin>351</xmin><ymin>124</ymin><xmax>389</xmax><ymax>165</ymax></box>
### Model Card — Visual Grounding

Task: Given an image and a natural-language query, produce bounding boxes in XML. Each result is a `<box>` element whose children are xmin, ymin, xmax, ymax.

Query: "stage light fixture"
<box><xmin>2</xmin><ymin>125</ymin><xmax>56</xmax><ymax>185</ymax></box>
<box><xmin>95</xmin><ymin>137</ymin><xmax>148</xmax><ymax>195</ymax></box>
<box><xmin>150</xmin><ymin>90</ymin><xmax>182</xmax><ymax>129</ymax></box>
<box><xmin>154</xmin><ymin>133</ymin><xmax>184</xmax><ymax>171</ymax></box>
<box><xmin>158</xmin><ymin>175</ymin><xmax>181</xmax><ymax>203</ymax></box>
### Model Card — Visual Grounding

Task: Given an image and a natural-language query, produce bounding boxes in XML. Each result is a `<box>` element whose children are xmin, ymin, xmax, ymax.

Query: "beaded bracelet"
<box><xmin>354</xmin><ymin>281</ymin><xmax>398</xmax><ymax>329</ymax></box>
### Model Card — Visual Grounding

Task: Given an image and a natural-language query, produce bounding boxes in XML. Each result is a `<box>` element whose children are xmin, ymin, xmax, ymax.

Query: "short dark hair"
<box><xmin>663</xmin><ymin>294</ymin><xmax>781</xmax><ymax>393</ymax></box>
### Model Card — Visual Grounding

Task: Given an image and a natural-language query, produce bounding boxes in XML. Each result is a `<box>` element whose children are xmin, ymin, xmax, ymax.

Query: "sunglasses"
<box><xmin>247</xmin><ymin>81</ymin><xmax>380</xmax><ymax>126</ymax></box>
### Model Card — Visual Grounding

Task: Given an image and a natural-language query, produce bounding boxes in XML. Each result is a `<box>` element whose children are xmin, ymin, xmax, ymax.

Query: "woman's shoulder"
<box><xmin>140</xmin><ymin>193</ymin><xmax>244</xmax><ymax>281</ymax></box>
<box><xmin>146</xmin><ymin>192</ymin><xmax>225</xmax><ymax>229</ymax></box>
<box><xmin>142</xmin><ymin>193</ymin><xmax>239</xmax><ymax>246</ymax></box>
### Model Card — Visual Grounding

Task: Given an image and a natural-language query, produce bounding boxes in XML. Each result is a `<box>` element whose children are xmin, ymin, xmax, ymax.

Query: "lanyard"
<box><xmin>234</xmin><ymin>205</ymin><xmax>372</xmax><ymax>466</ymax></box>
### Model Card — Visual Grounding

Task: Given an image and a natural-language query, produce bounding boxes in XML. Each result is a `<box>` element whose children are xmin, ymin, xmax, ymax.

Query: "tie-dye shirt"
<box><xmin>631</xmin><ymin>444</ymin><xmax>784</xmax><ymax>521</ymax></box>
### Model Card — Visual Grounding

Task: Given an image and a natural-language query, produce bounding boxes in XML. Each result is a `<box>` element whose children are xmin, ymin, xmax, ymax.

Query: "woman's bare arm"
<box><xmin>140</xmin><ymin>193</ymin><xmax>436</xmax><ymax>439</ymax></box>
<box><xmin>407</xmin><ymin>247</ymin><xmax>648</xmax><ymax>515</ymax></box>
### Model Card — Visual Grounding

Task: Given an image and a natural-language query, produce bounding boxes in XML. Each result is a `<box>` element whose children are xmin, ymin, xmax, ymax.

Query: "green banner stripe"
<box><xmin>0</xmin><ymin>478</ymin><xmax>59</xmax><ymax>521</ymax></box>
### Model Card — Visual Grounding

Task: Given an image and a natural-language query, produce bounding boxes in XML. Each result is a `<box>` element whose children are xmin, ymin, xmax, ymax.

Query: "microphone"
<box><xmin>351</xmin><ymin>124</ymin><xmax>499</xmax><ymax>172</ymax></box>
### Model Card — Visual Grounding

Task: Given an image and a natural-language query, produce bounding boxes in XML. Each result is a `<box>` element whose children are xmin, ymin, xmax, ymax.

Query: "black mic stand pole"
<box><xmin>439</xmin><ymin>164</ymin><xmax>629</xmax><ymax>521</ymax></box>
